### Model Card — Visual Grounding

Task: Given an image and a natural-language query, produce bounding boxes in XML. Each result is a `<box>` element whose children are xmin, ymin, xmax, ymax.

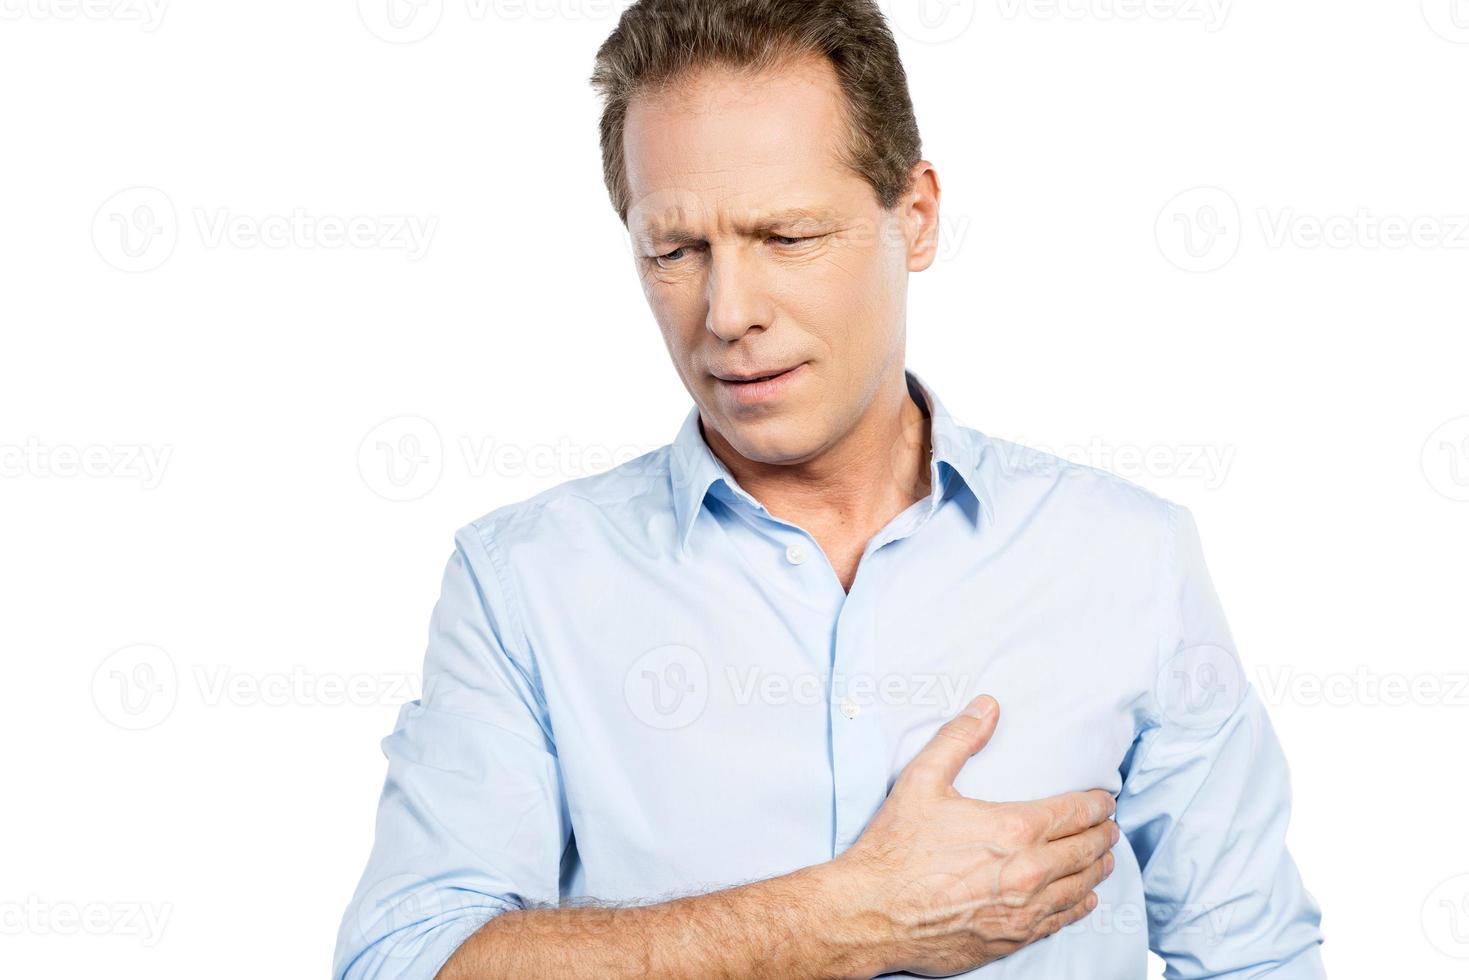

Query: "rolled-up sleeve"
<box><xmin>1116</xmin><ymin>504</ymin><xmax>1326</xmax><ymax>978</ymax></box>
<box><xmin>332</xmin><ymin>523</ymin><xmax>569</xmax><ymax>980</ymax></box>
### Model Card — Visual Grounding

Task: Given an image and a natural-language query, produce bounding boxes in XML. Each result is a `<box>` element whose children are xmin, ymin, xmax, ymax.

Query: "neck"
<box><xmin>700</xmin><ymin>369</ymin><xmax>932</xmax><ymax>535</ymax></box>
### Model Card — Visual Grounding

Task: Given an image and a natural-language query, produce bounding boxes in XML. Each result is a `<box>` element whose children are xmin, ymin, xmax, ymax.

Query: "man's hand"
<box><xmin>434</xmin><ymin>694</ymin><xmax>1115</xmax><ymax>980</ymax></box>
<box><xmin>831</xmin><ymin>694</ymin><xmax>1118</xmax><ymax>977</ymax></box>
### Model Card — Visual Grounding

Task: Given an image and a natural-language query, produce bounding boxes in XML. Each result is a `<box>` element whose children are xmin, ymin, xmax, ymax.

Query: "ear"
<box><xmin>902</xmin><ymin>160</ymin><xmax>943</xmax><ymax>273</ymax></box>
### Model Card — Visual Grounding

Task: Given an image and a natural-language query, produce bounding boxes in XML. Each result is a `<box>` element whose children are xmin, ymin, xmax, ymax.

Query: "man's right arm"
<box><xmin>437</xmin><ymin>695</ymin><xmax>1117</xmax><ymax>980</ymax></box>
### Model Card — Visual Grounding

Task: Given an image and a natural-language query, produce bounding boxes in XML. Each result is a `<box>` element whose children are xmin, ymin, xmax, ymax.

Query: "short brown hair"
<box><xmin>589</xmin><ymin>0</ymin><xmax>923</xmax><ymax>224</ymax></box>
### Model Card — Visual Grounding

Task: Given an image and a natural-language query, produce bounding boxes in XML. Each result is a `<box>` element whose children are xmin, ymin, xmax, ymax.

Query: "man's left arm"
<box><xmin>1115</xmin><ymin>502</ymin><xmax>1326</xmax><ymax>978</ymax></box>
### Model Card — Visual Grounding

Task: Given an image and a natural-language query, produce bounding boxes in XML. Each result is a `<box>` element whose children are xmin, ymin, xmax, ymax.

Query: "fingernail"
<box><xmin>962</xmin><ymin>695</ymin><xmax>997</xmax><ymax>720</ymax></box>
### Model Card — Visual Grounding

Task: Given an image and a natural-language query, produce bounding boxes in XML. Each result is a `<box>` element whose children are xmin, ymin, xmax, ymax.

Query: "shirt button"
<box><xmin>839</xmin><ymin>698</ymin><xmax>860</xmax><ymax>719</ymax></box>
<box><xmin>785</xmin><ymin>543</ymin><xmax>807</xmax><ymax>565</ymax></box>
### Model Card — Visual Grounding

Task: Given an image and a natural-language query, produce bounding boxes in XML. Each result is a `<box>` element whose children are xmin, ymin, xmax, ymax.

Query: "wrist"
<box><xmin>797</xmin><ymin>856</ymin><xmax>892</xmax><ymax>979</ymax></box>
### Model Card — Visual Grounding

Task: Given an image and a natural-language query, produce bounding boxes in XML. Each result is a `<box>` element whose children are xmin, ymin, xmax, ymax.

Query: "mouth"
<box><xmin>711</xmin><ymin>362</ymin><xmax>808</xmax><ymax>405</ymax></box>
<box><xmin>713</xmin><ymin>364</ymin><xmax>803</xmax><ymax>384</ymax></box>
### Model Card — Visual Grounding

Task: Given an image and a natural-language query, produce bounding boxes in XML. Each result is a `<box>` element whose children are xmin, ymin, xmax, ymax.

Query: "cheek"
<box><xmin>782</xmin><ymin>246</ymin><xmax>896</xmax><ymax>335</ymax></box>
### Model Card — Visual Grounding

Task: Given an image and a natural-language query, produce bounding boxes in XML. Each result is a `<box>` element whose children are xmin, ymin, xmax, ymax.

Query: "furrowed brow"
<box><xmin>639</xmin><ymin>207</ymin><xmax>840</xmax><ymax>248</ymax></box>
<box><xmin>739</xmin><ymin>207</ymin><xmax>840</xmax><ymax>233</ymax></box>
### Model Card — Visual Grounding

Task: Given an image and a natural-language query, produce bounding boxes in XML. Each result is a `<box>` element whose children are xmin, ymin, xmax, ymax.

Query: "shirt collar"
<box><xmin>669</xmin><ymin>367</ymin><xmax>995</xmax><ymax>553</ymax></box>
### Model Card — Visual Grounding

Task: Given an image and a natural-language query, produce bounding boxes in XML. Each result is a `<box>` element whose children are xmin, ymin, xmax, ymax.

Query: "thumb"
<box><xmin>897</xmin><ymin>694</ymin><xmax>1000</xmax><ymax>795</ymax></box>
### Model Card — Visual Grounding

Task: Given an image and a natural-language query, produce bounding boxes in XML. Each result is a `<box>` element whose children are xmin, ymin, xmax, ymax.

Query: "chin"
<box><xmin>718</xmin><ymin>418</ymin><xmax>820</xmax><ymax>465</ymax></box>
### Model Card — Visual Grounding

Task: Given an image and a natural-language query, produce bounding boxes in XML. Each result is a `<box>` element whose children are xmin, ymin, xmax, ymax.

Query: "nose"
<box><xmin>705</xmin><ymin>244</ymin><xmax>771</xmax><ymax>342</ymax></box>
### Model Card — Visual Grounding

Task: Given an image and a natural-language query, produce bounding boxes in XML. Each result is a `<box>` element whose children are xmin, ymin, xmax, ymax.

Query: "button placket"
<box><xmin>829</xmin><ymin>554</ymin><xmax>890</xmax><ymax>855</ymax></box>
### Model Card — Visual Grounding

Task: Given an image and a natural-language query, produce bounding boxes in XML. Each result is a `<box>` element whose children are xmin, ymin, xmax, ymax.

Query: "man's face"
<box><xmin>623</xmin><ymin>53</ymin><xmax>935</xmax><ymax>465</ymax></box>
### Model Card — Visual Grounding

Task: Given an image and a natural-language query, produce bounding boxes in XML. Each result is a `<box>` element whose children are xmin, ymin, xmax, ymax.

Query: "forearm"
<box><xmin>434</xmin><ymin>860</ymin><xmax>884</xmax><ymax>980</ymax></box>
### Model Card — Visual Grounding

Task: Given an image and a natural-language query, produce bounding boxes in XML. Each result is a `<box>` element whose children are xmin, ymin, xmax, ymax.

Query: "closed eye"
<box><xmin>651</xmin><ymin>243</ymin><xmax>704</xmax><ymax>268</ymax></box>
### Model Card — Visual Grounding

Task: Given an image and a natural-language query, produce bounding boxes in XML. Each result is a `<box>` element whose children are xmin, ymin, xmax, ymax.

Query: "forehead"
<box><xmin>623</xmin><ymin>54</ymin><xmax>869</xmax><ymax>235</ymax></box>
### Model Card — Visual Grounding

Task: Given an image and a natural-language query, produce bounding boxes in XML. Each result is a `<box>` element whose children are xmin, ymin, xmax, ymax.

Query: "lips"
<box><xmin>713</xmin><ymin>366</ymin><xmax>800</xmax><ymax>383</ymax></box>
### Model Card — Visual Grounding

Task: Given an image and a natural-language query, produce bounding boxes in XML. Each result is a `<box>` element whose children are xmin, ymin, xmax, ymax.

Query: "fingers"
<box><xmin>894</xmin><ymin>694</ymin><xmax>1000</xmax><ymax>795</ymax></box>
<box><xmin>1037</xmin><ymin>850</ymin><xmax>1115</xmax><ymax>920</ymax></box>
<box><xmin>1030</xmin><ymin>819</ymin><xmax>1119</xmax><ymax>889</ymax></box>
<box><xmin>1028</xmin><ymin>789</ymin><xmax>1116</xmax><ymax>841</ymax></box>
<box><xmin>1030</xmin><ymin>890</ymin><xmax>1099</xmax><ymax>941</ymax></box>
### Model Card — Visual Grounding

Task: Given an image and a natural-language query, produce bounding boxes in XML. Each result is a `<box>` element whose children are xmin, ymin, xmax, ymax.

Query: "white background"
<box><xmin>2</xmin><ymin>1</ymin><xmax>1467</xmax><ymax>976</ymax></box>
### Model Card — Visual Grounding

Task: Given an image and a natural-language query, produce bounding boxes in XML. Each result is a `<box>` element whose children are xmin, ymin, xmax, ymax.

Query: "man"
<box><xmin>333</xmin><ymin>1</ymin><xmax>1325</xmax><ymax>977</ymax></box>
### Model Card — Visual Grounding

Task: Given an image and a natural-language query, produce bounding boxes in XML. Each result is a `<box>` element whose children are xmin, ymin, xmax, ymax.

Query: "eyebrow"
<box><xmin>639</xmin><ymin>207</ymin><xmax>841</xmax><ymax>247</ymax></box>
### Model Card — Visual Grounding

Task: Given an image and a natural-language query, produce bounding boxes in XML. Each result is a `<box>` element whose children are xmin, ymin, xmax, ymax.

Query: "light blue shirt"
<box><xmin>334</xmin><ymin>368</ymin><xmax>1325</xmax><ymax>979</ymax></box>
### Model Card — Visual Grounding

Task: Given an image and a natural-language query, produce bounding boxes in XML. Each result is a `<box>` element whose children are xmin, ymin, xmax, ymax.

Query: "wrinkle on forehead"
<box><xmin>622</xmin><ymin>53</ymin><xmax>865</xmax><ymax>230</ymax></box>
